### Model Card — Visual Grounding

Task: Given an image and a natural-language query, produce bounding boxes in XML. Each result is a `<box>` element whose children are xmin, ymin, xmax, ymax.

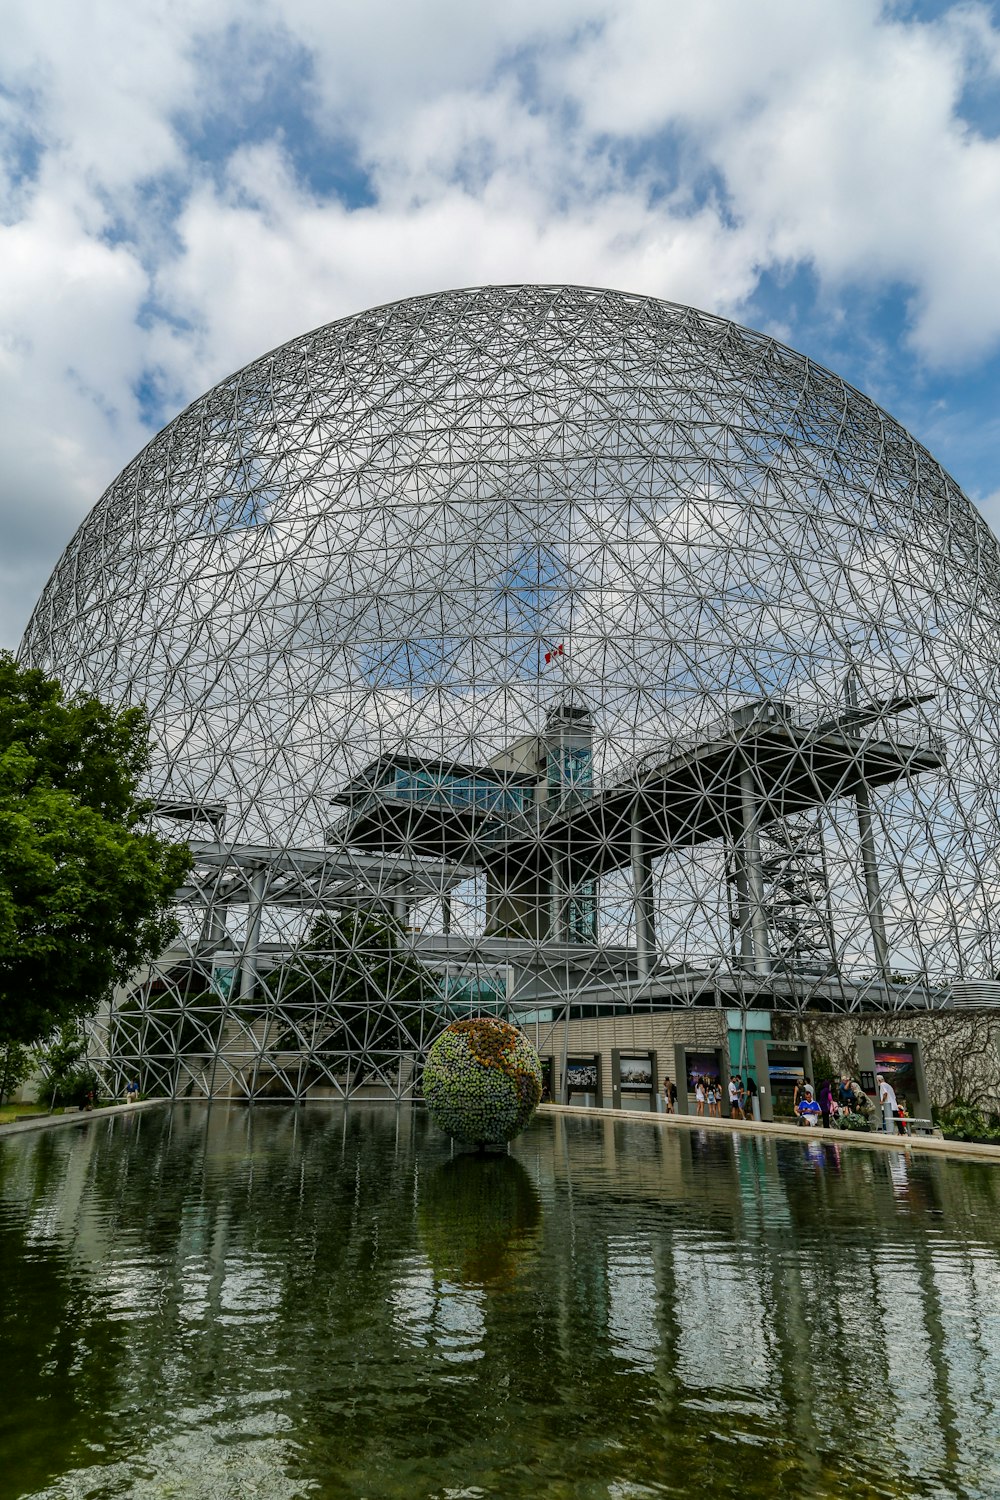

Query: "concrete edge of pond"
<box><xmin>0</xmin><ymin>1098</ymin><xmax>168</xmax><ymax>1138</ymax></box>
<box><xmin>4</xmin><ymin>1097</ymin><xmax>998</xmax><ymax>1166</ymax></box>
<box><xmin>538</xmin><ymin>1101</ymin><xmax>1000</xmax><ymax>1164</ymax></box>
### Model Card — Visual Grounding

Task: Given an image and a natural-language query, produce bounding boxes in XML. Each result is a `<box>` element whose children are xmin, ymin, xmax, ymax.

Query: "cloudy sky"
<box><xmin>3</xmin><ymin>0</ymin><xmax>1000</xmax><ymax>648</ymax></box>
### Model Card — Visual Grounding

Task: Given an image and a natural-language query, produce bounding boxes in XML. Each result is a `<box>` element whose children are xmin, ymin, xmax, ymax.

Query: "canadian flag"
<box><xmin>544</xmin><ymin>644</ymin><xmax>565</xmax><ymax>664</ymax></box>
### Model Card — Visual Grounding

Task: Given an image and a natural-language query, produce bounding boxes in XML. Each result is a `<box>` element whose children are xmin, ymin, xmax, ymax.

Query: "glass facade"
<box><xmin>567</xmin><ymin>880</ymin><xmax>599</xmax><ymax>942</ymax></box>
<box><xmin>436</xmin><ymin>972</ymin><xmax>509</xmax><ymax>1012</ymax></box>
<box><xmin>547</xmin><ymin>745</ymin><xmax>593</xmax><ymax>805</ymax></box>
<box><xmin>392</xmin><ymin>768</ymin><xmax>531</xmax><ymax>817</ymax></box>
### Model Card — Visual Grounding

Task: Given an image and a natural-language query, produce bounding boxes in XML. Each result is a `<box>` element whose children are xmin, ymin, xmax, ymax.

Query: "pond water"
<box><xmin>2</xmin><ymin>1106</ymin><xmax>1000</xmax><ymax>1500</ymax></box>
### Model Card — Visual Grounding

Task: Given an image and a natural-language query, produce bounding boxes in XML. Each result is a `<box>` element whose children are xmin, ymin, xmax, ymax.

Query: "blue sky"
<box><xmin>2</xmin><ymin>0</ymin><xmax>1000</xmax><ymax>647</ymax></box>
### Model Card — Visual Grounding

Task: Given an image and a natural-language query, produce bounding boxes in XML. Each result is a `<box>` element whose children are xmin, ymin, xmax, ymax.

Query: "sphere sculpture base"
<box><xmin>423</xmin><ymin>1019</ymin><xmax>542</xmax><ymax>1147</ymax></box>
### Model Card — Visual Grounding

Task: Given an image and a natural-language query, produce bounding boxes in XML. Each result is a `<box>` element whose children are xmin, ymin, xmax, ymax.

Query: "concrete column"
<box><xmin>441</xmin><ymin>895</ymin><xmax>452</xmax><ymax>935</ymax></box>
<box><xmin>393</xmin><ymin>888</ymin><xmax>408</xmax><ymax>927</ymax></box>
<box><xmin>631</xmin><ymin>818</ymin><xmax>656</xmax><ymax>982</ymax></box>
<box><xmin>738</xmin><ymin>763</ymin><xmax>772</xmax><ymax>976</ymax></box>
<box><xmin>210</xmin><ymin>900</ymin><xmax>229</xmax><ymax>946</ymax></box>
<box><xmin>239</xmin><ymin>868</ymin><xmax>267</xmax><ymax>1002</ymax></box>
<box><xmin>856</xmin><ymin>785</ymin><xmax>891</xmax><ymax>984</ymax></box>
<box><xmin>731</xmin><ymin>858</ymin><xmax>755</xmax><ymax>967</ymax></box>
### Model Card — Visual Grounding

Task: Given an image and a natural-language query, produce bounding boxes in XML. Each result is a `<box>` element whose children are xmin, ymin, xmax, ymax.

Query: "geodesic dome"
<box><xmin>18</xmin><ymin>284</ymin><xmax>1000</xmax><ymax>1095</ymax></box>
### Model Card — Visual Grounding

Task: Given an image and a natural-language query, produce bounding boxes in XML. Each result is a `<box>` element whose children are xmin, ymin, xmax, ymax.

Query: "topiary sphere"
<box><xmin>423</xmin><ymin>1019</ymin><xmax>542</xmax><ymax>1147</ymax></box>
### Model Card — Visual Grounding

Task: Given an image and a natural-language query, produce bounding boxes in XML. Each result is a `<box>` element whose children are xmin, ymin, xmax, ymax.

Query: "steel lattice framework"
<box><xmin>18</xmin><ymin>284</ymin><xmax>1000</xmax><ymax>1099</ymax></box>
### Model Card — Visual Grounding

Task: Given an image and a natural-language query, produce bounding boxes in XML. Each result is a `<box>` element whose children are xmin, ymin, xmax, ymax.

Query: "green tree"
<box><xmin>0</xmin><ymin>653</ymin><xmax>192</xmax><ymax>1047</ymax></box>
<box><xmin>275</xmin><ymin>908</ymin><xmax>436</xmax><ymax>1085</ymax></box>
<box><xmin>35</xmin><ymin>1024</ymin><xmax>101</xmax><ymax>1108</ymax></box>
<box><xmin>0</xmin><ymin>1039</ymin><xmax>30</xmax><ymax>1104</ymax></box>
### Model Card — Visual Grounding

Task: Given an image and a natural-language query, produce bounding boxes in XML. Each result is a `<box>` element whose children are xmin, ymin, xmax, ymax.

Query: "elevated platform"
<box><xmin>328</xmin><ymin>707</ymin><xmax>945</xmax><ymax>880</ymax></box>
<box><xmin>175</xmin><ymin>839</ymin><xmax>473</xmax><ymax>909</ymax></box>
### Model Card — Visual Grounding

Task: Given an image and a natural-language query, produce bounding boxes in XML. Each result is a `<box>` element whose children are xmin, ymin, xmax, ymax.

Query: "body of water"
<box><xmin>2</xmin><ymin>1105</ymin><xmax>999</xmax><ymax>1499</ymax></box>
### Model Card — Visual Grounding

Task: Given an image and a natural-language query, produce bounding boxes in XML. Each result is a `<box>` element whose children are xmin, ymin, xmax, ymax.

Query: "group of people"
<box><xmin>693</xmin><ymin>1075</ymin><xmax>725</xmax><ymax>1117</ymax></box>
<box><xmin>726</xmin><ymin>1074</ymin><xmax>758</xmax><ymax>1119</ymax></box>
<box><xmin>793</xmin><ymin>1074</ymin><xmax>900</xmax><ymax>1131</ymax></box>
<box><xmin>659</xmin><ymin>1073</ymin><xmax>758</xmax><ymax>1118</ymax></box>
<box><xmin>657</xmin><ymin>1068</ymin><xmax>908</xmax><ymax>1133</ymax></box>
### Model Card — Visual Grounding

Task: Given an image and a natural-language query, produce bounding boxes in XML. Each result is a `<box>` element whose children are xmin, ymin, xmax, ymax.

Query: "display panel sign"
<box><xmin>566</xmin><ymin>1057</ymin><xmax>599</xmax><ymax>1093</ymax></box>
<box><xmin>874</xmin><ymin>1048</ymin><xmax>917</xmax><ymax>1092</ymax></box>
<box><xmin>686</xmin><ymin>1052</ymin><xmax>720</xmax><ymax>1091</ymax></box>
<box><xmin>767</xmin><ymin>1059</ymin><xmax>806</xmax><ymax>1089</ymax></box>
<box><xmin>618</xmin><ymin>1054</ymin><xmax>653</xmax><ymax>1092</ymax></box>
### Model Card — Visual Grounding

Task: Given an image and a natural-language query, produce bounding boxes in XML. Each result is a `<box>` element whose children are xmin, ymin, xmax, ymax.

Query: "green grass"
<box><xmin>0</xmin><ymin>1102</ymin><xmax>49</xmax><ymax>1124</ymax></box>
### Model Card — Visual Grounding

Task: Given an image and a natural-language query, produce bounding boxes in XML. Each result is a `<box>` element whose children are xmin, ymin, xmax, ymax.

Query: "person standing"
<box><xmin>818</xmin><ymin>1078</ymin><xmax>833</xmax><ymax>1129</ymax></box>
<box><xmin>877</xmin><ymin>1073</ymin><xmax>899</xmax><ymax>1133</ymax></box>
<box><xmin>662</xmin><ymin>1075</ymin><xmax>674</xmax><ymax>1114</ymax></box>
<box><xmin>695</xmin><ymin>1077</ymin><xmax>706</xmax><ymax>1116</ymax></box>
<box><xmin>728</xmin><ymin>1075</ymin><xmax>743</xmax><ymax>1120</ymax></box>
<box><xmin>745</xmin><ymin>1074</ymin><xmax>759</xmax><ymax>1119</ymax></box>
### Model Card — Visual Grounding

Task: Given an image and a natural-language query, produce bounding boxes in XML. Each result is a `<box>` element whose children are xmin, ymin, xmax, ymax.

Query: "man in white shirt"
<box><xmin>728</xmin><ymin>1076</ymin><xmax>744</xmax><ymax>1119</ymax></box>
<box><xmin>877</xmin><ymin>1073</ymin><xmax>898</xmax><ymax>1133</ymax></box>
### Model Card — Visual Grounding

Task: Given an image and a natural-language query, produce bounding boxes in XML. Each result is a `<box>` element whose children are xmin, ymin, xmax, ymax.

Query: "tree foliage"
<box><xmin>0</xmin><ymin>653</ymin><xmax>192</xmax><ymax>1046</ymax></box>
<box><xmin>0</xmin><ymin>1039</ymin><xmax>30</xmax><ymax>1105</ymax></box>
<box><xmin>275</xmin><ymin>908</ymin><xmax>436</xmax><ymax>1081</ymax></box>
<box><xmin>35</xmin><ymin>1024</ymin><xmax>102</xmax><ymax>1108</ymax></box>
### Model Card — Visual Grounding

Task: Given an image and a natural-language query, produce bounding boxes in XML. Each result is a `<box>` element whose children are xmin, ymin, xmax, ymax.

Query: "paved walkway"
<box><xmin>0</xmin><ymin>1098</ymin><xmax>167</xmax><ymax>1138</ymax></box>
<box><xmin>539</xmin><ymin>1101</ymin><xmax>1000</xmax><ymax>1164</ymax></box>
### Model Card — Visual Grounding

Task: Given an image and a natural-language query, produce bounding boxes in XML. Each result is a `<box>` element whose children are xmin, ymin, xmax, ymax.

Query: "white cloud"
<box><xmin>149</xmin><ymin>139</ymin><xmax>759</xmax><ymax>394</ymax></box>
<box><xmin>3</xmin><ymin>0</ymin><xmax>1000</xmax><ymax>647</ymax></box>
<box><xmin>0</xmin><ymin>190</ymin><xmax>152</xmax><ymax>644</ymax></box>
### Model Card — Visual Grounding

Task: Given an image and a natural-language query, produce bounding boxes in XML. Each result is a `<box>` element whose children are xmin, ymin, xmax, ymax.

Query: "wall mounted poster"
<box><xmin>768</xmin><ymin>1060</ymin><xmax>806</xmax><ymax>1090</ymax></box>
<box><xmin>566</xmin><ymin>1058</ymin><xmax>599</xmax><ymax>1093</ymax></box>
<box><xmin>874</xmin><ymin>1047</ymin><xmax>917</xmax><ymax>1092</ymax></box>
<box><xmin>619</xmin><ymin>1054</ymin><xmax>653</xmax><ymax>1092</ymax></box>
<box><xmin>686</xmin><ymin>1052</ymin><xmax>720</xmax><ymax>1091</ymax></box>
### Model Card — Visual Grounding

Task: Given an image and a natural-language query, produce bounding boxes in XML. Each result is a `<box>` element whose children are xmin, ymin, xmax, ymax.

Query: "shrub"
<box><xmin>35</xmin><ymin>1025</ymin><xmax>102</xmax><ymax>1109</ymax></box>
<box><xmin>933</xmin><ymin>1099</ymin><xmax>1000</xmax><ymax>1142</ymax></box>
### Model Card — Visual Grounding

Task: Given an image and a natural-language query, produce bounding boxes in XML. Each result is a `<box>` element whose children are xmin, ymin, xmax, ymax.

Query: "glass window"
<box><xmin>390</xmin><ymin>768</ymin><xmax>529</xmax><ymax>816</ymax></box>
<box><xmin>548</xmin><ymin>745</ymin><xmax>593</xmax><ymax>803</ymax></box>
<box><xmin>568</xmin><ymin>880</ymin><xmax>598</xmax><ymax>942</ymax></box>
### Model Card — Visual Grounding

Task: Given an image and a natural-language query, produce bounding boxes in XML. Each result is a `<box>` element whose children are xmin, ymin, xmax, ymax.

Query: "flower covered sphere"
<box><xmin>423</xmin><ymin>1019</ymin><xmax>543</xmax><ymax>1147</ymax></box>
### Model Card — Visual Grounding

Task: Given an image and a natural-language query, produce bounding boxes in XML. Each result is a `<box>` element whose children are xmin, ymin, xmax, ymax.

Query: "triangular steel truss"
<box><xmin>17</xmin><ymin>285</ymin><xmax>1000</xmax><ymax>1097</ymax></box>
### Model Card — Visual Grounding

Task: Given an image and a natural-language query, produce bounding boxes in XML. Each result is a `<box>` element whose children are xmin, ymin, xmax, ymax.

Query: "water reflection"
<box><xmin>1</xmin><ymin>1105</ymin><xmax>1000</xmax><ymax>1498</ymax></box>
<box><xmin>418</xmin><ymin>1152</ymin><xmax>541</xmax><ymax>1286</ymax></box>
